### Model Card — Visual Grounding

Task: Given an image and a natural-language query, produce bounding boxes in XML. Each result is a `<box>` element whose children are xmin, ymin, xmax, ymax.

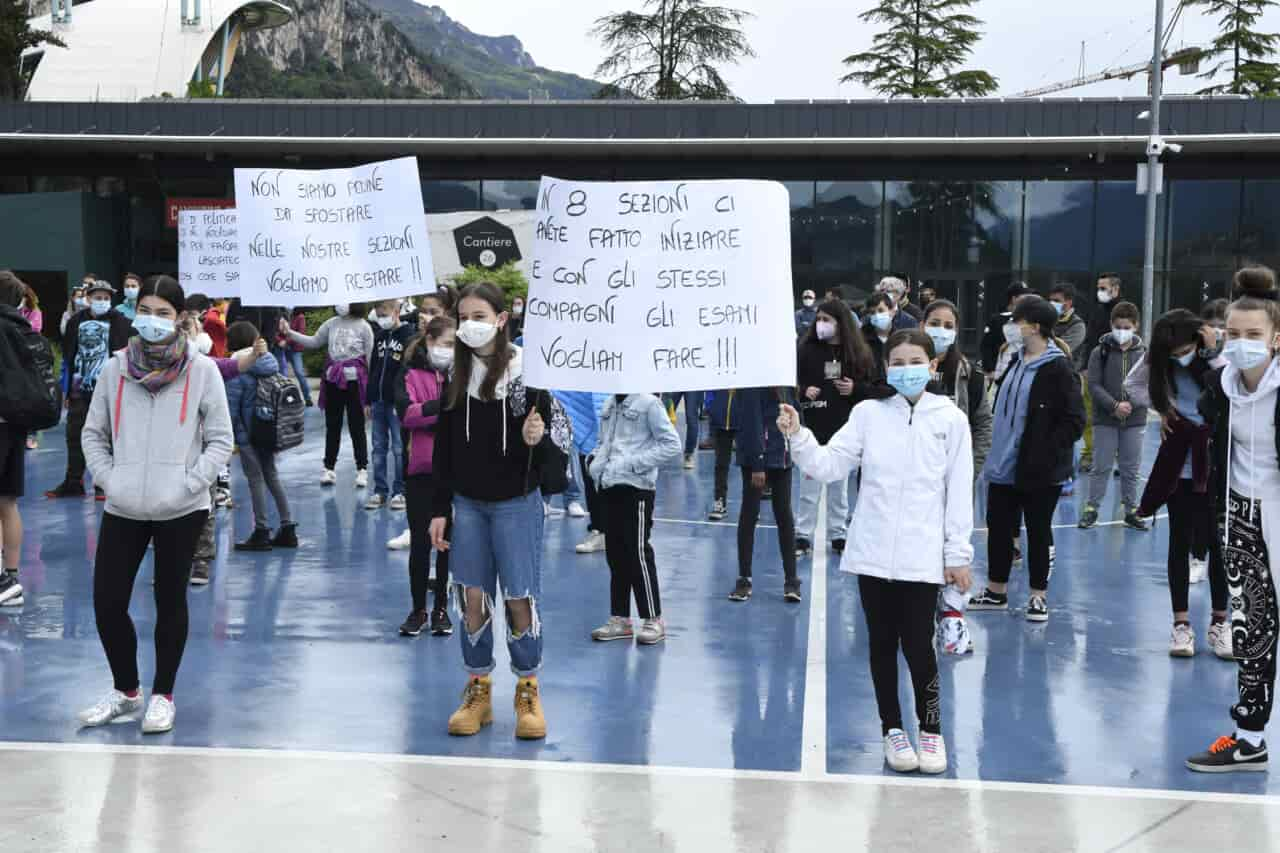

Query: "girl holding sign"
<box><xmin>427</xmin><ymin>282</ymin><xmax>573</xmax><ymax>740</ymax></box>
<box><xmin>777</xmin><ymin>329</ymin><xmax>974</xmax><ymax>774</ymax></box>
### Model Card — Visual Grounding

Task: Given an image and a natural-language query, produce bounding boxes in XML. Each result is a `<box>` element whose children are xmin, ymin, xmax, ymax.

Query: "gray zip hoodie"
<box><xmin>82</xmin><ymin>350</ymin><xmax>234</xmax><ymax>521</ymax></box>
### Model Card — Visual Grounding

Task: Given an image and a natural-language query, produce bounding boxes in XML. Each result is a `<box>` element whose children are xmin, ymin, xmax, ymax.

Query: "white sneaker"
<box><xmin>1208</xmin><ymin>621</ymin><xmax>1234</xmax><ymax>660</ymax></box>
<box><xmin>637</xmin><ymin>618</ymin><xmax>666</xmax><ymax>645</ymax></box>
<box><xmin>388</xmin><ymin>494</ymin><xmax>406</xmax><ymax>511</ymax></box>
<box><xmin>544</xmin><ymin>503</ymin><xmax>564</xmax><ymax>518</ymax></box>
<box><xmin>78</xmin><ymin>690</ymin><xmax>143</xmax><ymax>727</ymax></box>
<box><xmin>683</xmin><ymin>454</ymin><xmax>696</xmax><ymax>470</ymax></box>
<box><xmin>937</xmin><ymin>616</ymin><xmax>974</xmax><ymax>655</ymax></box>
<box><xmin>575</xmin><ymin>530</ymin><xmax>607</xmax><ymax>554</ymax></box>
<box><xmin>364</xmin><ymin>494</ymin><xmax>386</xmax><ymax>510</ymax></box>
<box><xmin>1190</xmin><ymin>557</ymin><xmax>1208</xmax><ymax>584</ymax></box>
<box><xmin>918</xmin><ymin>732</ymin><xmax>948</xmax><ymax>774</ymax></box>
<box><xmin>591</xmin><ymin>615</ymin><xmax>634</xmax><ymax>642</ymax></box>
<box><xmin>1170</xmin><ymin>623</ymin><xmax>1196</xmax><ymax>658</ymax></box>
<box><xmin>141</xmin><ymin>695</ymin><xmax>176</xmax><ymax>734</ymax></box>
<box><xmin>883</xmin><ymin>728</ymin><xmax>919</xmax><ymax>773</ymax></box>
<box><xmin>320</xmin><ymin>469</ymin><xmax>337</xmax><ymax>487</ymax></box>
<box><xmin>355</xmin><ymin>469</ymin><xmax>368</xmax><ymax>489</ymax></box>
<box><xmin>567</xmin><ymin>501</ymin><xmax>587</xmax><ymax>518</ymax></box>
<box><xmin>387</xmin><ymin>528</ymin><xmax>412</xmax><ymax>550</ymax></box>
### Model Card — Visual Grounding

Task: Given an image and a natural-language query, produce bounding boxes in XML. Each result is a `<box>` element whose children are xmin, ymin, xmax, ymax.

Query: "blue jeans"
<box><xmin>282</xmin><ymin>349</ymin><xmax>313</xmax><ymax>405</ymax></box>
<box><xmin>370</xmin><ymin>401</ymin><xmax>404</xmax><ymax>498</ymax></box>
<box><xmin>451</xmin><ymin>491</ymin><xmax>545</xmax><ymax>677</ymax></box>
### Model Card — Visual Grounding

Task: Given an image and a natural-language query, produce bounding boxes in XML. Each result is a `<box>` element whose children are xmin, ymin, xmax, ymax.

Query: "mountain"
<box><xmin>360</xmin><ymin>0</ymin><xmax>604</xmax><ymax>99</ymax></box>
<box><xmin>227</xmin><ymin>0</ymin><xmax>478</xmax><ymax>99</ymax></box>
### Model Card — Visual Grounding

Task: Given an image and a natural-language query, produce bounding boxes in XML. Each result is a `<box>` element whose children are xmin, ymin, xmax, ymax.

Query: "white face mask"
<box><xmin>802</xmin><ymin>297</ymin><xmax>815</xmax><ymax>308</ymax></box>
<box><xmin>815</xmin><ymin>319</ymin><xmax>836</xmax><ymax>340</ymax></box>
<box><xmin>926</xmin><ymin>326</ymin><xmax>957</xmax><ymax>354</ymax></box>
<box><xmin>124</xmin><ymin>286</ymin><xmax>139</xmax><ymax>301</ymax></box>
<box><xmin>90</xmin><ymin>298</ymin><xmax>111</xmax><ymax>317</ymax></box>
<box><xmin>511</xmin><ymin>303</ymin><xmax>524</xmax><ymax>317</ymax></box>
<box><xmin>334</xmin><ymin>304</ymin><xmax>350</xmax><ymax>317</ymax></box>
<box><xmin>1111</xmin><ymin>328</ymin><xmax>1135</xmax><ymax>346</ymax></box>
<box><xmin>1003</xmin><ymin>322</ymin><xmax>1024</xmax><ymax>349</ymax></box>
<box><xmin>74</xmin><ymin>297</ymin><xmax>88</xmax><ymax>309</ymax></box>
<box><xmin>375</xmin><ymin>314</ymin><xmax>396</xmax><ymax>331</ymax></box>
<box><xmin>429</xmin><ymin>346</ymin><xmax>455</xmax><ymax>370</ymax></box>
<box><xmin>1224</xmin><ymin>339</ymin><xmax>1272</xmax><ymax>372</ymax></box>
<box><xmin>458</xmin><ymin>319</ymin><xmax>499</xmax><ymax>349</ymax></box>
<box><xmin>1096</xmin><ymin>289</ymin><xmax>1114</xmax><ymax>304</ymax></box>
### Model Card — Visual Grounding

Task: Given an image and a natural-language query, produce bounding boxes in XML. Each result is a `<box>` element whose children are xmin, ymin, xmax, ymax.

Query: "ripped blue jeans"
<box><xmin>450</xmin><ymin>490</ymin><xmax>544</xmax><ymax>677</ymax></box>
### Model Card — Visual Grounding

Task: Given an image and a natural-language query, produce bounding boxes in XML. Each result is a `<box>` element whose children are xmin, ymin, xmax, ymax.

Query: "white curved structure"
<box><xmin>24</xmin><ymin>0</ymin><xmax>293</xmax><ymax>102</ymax></box>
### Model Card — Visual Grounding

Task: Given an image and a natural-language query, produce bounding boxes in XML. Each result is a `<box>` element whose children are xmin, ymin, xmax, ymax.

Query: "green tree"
<box><xmin>0</xmin><ymin>0</ymin><xmax>65</xmax><ymax>101</ymax></box>
<box><xmin>841</xmin><ymin>0</ymin><xmax>997</xmax><ymax>98</ymax></box>
<box><xmin>451</xmin><ymin>262</ymin><xmax>530</xmax><ymax>307</ymax></box>
<box><xmin>1185</xmin><ymin>0</ymin><xmax>1280</xmax><ymax>96</ymax></box>
<box><xmin>591</xmin><ymin>0</ymin><xmax>754</xmax><ymax>100</ymax></box>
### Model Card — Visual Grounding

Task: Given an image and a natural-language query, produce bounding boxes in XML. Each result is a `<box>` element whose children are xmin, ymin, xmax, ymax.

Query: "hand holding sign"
<box><xmin>777</xmin><ymin>403</ymin><xmax>801</xmax><ymax>437</ymax></box>
<box><xmin>523</xmin><ymin>410</ymin><xmax>545</xmax><ymax>447</ymax></box>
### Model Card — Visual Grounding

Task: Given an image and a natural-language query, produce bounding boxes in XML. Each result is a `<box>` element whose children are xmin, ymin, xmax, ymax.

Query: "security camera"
<box><xmin>1166</xmin><ymin>142</ymin><xmax>1183</xmax><ymax>154</ymax></box>
<box><xmin>1146</xmin><ymin>137</ymin><xmax>1184</xmax><ymax>156</ymax></box>
<box><xmin>1137</xmin><ymin>110</ymin><xmax>1151</xmax><ymax>120</ymax></box>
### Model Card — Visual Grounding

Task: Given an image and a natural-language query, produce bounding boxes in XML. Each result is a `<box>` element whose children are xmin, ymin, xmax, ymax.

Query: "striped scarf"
<box><xmin>125</xmin><ymin>334</ymin><xmax>191</xmax><ymax>393</ymax></box>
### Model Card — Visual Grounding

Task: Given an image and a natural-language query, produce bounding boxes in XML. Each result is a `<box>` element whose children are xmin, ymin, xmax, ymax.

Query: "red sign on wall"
<box><xmin>166</xmin><ymin>197</ymin><xmax>234</xmax><ymax>228</ymax></box>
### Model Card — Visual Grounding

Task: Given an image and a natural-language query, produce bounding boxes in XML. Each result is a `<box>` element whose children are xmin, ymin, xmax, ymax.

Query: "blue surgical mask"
<box><xmin>887</xmin><ymin>364</ymin><xmax>932</xmax><ymax>399</ymax></box>
<box><xmin>89</xmin><ymin>298</ymin><xmax>111</xmax><ymax>317</ymax></box>
<box><xmin>1224</xmin><ymin>339</ymin><xmax>1272</xmax><ymax>371</ymax></box>
<box><xmin>133</xmin><ymin>314</ymin><xmax>176</xmax><ymax>344</ymax></box>
<box><xmin>870</xmin><ymin>313</ymin><xmax>892</xmax><ymax>332</ymax></box>
<box><xmin>1172</xmin><ymin>351</ymin><xmax>1195</xmax><ymax>368</ymax></box>
<box><xmin>925</xmin><ymin>326</ymin><xmax>956</xmax><ymax>354</ymax></box>
<box><xmin>1050</xmin><ymin>301</ymin><xmax>1065</xmax><ymax>316</ymax></box>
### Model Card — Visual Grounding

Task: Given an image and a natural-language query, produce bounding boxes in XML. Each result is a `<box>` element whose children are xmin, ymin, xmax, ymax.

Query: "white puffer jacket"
<box><xmin>790</xmin><ymin>392</ymin><xmax>974</xmax><ymax>584</ymax></box>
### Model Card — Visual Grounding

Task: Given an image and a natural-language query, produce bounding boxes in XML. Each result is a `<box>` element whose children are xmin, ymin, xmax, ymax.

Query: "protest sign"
<box><xmin>177</xmin><ymin>209</ymin><xmax>240</xmax><ymax>298</ymax></box>
<box><xmin>522</xmin><ymin>177</ymin><xmax>796</xmax><ymax>394</ymax></box>
<box><xmin>233</xmin><ymin>157</ymin><xmax>433</xmax><ymax>307</ymax></box>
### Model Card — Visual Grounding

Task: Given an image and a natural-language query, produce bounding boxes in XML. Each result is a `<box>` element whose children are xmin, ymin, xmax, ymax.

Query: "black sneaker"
<box><xmin>234</xmin><ymin>528</ymin><xmax>273</xmax><ymax>552</ymax></box>
<box><xmin>1078</xmin><ymin>505</ymin><xmax>1099</xmax><ymax>529</ymax></box>
<box><xmin>968</xmin><ymin>589</ymin><xmax>1008</xmax><ymax>611</ymax></box>
<box><xmin>1186</xmin><ymin>735</ymin><xmax>1269</xmax><ymax>773</ymax></box>
<box><xmin>430</xmin><ymin>608</ymin><xmax>454</xmax><ymax>636</ymax></box>
<box><xmin>1123</xmin><ymin>508</ymin><xmax>1150</xmax><ymax>531</ymax></box>
<box><xmin>400</xmin><ymin>610</ymin><xmax>428</xmax><ymax>637</ymax></box>
<box><xmin>708</xmin><ymin>498</ymin><xmax>728</xmax><ymax>522</ymax></box>
<box><xmin>0</xmin><ymin>572</ymin><xmax>22</xmax><ymax>607</ymax></box>
<box><xmin>190</xmin><ymin>562</ymin><xmax>210</xmax><ymax>586</ymax></box>
<box><xmin>44</xmin><ymin>481</ymin><xmax>85</xmax><ymax>499</ymax></box>
<box><xmin>831</xmin><ymin>539</ymin><xmax>846</xmax><ymax>554</ymax></box>
<box><xmin>271</xmin><ymin>523</ymin><xmax>299</xmax><ymax>548</ymax></box>
<box><xmin>783</xmin><ymin>578</ymin><xmax>803</xmax><ymax>603</ymax></box>
<box><xmin>1026</xmin><ymin>594</ymin><xmax>1049</xmax><ymax>623</ymax></box>
<box><xmin>94</xmin><ymin>486</ymin><xmax>106</xmax><ymax>502</ymax></box>
<box><xmin>794</xmin><ymin>537</ymin><xmax>812</xmax><ymax>558</ymax></box>
<box><xmin>728</xmin><ymin>577</ymin><xmax>753</xmax><ymax>602</ymax></box>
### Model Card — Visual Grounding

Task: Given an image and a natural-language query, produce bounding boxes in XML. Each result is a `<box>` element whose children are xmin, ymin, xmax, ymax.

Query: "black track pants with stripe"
<box><xmin>602</xmin><ymin>484</ymin><xmax>662</xmax><ymax>620</ymax></box>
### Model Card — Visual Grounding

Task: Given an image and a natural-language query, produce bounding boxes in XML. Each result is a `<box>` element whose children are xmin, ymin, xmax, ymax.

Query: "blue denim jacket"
<box><xmin>589</xmin><ymin>394</ymin><xmax>682</xmax><ymax>491</ymax></box>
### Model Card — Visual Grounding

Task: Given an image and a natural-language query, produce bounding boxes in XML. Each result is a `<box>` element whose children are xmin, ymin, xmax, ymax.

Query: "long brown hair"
<box><xmin>445</xmin><ymin>282</ymin><xmax>512</xmax><ymax>411</ymax></box>
<box><xmin>801</xmin><ymin>298</ymin><xmax>874</xmax><ymax>380</ymax></box>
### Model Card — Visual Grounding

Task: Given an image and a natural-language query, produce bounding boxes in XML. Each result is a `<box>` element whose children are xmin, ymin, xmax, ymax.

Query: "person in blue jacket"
<box><xmin>728</xmin><ymin>387</ymin><xmax>799</xmax><ymax>603</ymax></box>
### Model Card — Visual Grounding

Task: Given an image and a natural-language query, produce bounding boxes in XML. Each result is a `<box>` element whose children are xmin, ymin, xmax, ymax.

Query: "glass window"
<box><xmin>886</xmin><ymin>181</ymin><xmax>1020</xmax><ymax>274</ymax></box>
<box><xmin>422</xmin><ymin>180</ymin><xmax>480</xmax><ymax>213</ymax></box>
<box><xmin>31</xmin><ymin>176</ymin><xmax>91</xmax><ymax>193</ymax></box>
<box><xmin>1167</xmin><ymin>179</ymin><xmax>1241</xmax><ymax>271</ymax></box>
<box><xmin>482</xmin><ymin>180</ymin><xmax>540</xmax><ymax>211</ymax></box>
<box><xmin>1239</xmin><ymin>180</ymin><xmax>1280</xmax><ymax>270</ymax></box>
<box><xmin>1025</xmin><ymin>180</ymin><xmax>1093</xmax><ymax>273</ymax></box>
<box><xmin>1093</xmin><ymin>180</ymin><xmax>1147</xmax><ymax>277</ymax></box>
<box><xmin>812</xmin><ymin>181</ymin><xmax>883</xmax><ymax>300</ymax></box>
<box><xmin>784</xmin><ymin>181</ymin><xmax>816</xmax><ymax>300</ymax></box>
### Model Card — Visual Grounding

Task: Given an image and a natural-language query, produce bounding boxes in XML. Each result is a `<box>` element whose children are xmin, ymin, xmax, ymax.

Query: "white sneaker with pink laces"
<box><xmin>883</xmin><ymin>728</ymin><xmax>919</xmax><ymax>773</ymax></box>
<box><xmin>918</xmin><ymin>732</ymin><xmax>947</xmax><ymax>774</ymax></box>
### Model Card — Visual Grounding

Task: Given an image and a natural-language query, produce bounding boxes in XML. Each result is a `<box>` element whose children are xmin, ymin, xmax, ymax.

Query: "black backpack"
<box><xmin>0</xmin><ymin>308</ymin><xmax>62</xmax><ymax>430</ymax></box>
<box><xmin>249</xmin><ymin>374</ymin><xmax>306</xmax><ymax>452</ymax></box>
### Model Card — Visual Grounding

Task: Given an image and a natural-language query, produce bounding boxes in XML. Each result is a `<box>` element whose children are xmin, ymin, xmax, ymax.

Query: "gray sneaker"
<box><xmin>591</xmin><ymin>616</ymin><xmax>634</xmax><ymax>642</ymax></box>
<box><xmin>79</xmin><ymin>690</ymin><xmax>144</xmax><ymax>727</ymax></box>
<box><xmin>637</xmin><ymin>619</ymin><xmax>666</xmax><ymax>645</ymax></box>
<box><xmin>190</xmin><ymin>561</ymin><xmax>210</xmax><ymax>586</ymax></box>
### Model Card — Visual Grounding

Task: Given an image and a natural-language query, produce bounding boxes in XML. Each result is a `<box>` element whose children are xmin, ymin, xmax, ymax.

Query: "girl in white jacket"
<box><xmin>778</xmin><ymin>328</ymin><xmax>974</xmax><ymax>775</ymax></box>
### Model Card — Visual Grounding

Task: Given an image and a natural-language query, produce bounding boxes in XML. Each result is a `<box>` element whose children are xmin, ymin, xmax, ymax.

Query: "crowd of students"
<box><xmin>0</xmin><ymin>263</ymin><xmax>1277</xmax><ymax>778</ymax></box>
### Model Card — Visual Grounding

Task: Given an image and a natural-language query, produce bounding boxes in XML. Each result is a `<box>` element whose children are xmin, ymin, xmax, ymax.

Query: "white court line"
<box><xmin>2</xmin><ymin>740</ymin><xmax>1277</xmax><ymax>807</ymax></box>
<box><xmin>799</xmin><ymin>491</ymin><xmax>828</xmax><ymax>778</ymax></box>
<box><xmin>654</xmin><ymin>516</ymin><xmax>776</xmax><ymax>530</ymax></box>
<box><xmin>973</xmin><ymin>514</ymin><xmax>1169</xmax><ymax>535</ymax></box>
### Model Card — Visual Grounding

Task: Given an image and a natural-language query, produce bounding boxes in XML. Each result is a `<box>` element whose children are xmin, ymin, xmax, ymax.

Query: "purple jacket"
<box><xmin>396</xmin><ymin>365</ymin><xmax>445</xmax><ymax>476</ymax></box>
<box><xmin>319</xmin><ymin>357</ymin><xmax>369</xmax><ymax>408</ymax></box>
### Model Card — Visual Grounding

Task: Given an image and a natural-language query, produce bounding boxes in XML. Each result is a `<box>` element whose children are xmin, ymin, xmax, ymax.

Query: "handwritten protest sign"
<box><xmin>232</xmin><ymin>157</ymin><xmax>433</xmax><ymax>307</ymax></box>
<box><xmin>177</xmin><ymin>209</ymin><xmax>240</xmax><ymax>298</ymax></box>
<box><xmin>522</xmin><ymin>177</ymin><xmax>796</xmax><ymax>394</ymax></box>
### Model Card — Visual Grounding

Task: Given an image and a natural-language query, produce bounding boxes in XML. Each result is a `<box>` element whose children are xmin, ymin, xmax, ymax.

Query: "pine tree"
<box><xmin>1185</xmin><ymin>0</ymin><xmax>1280</xmax><ymax>96</ymax></box>
<box><xmin>0</xmin><ymin>0</ymin><xmax>64</xmax><ymax>101</ymax></box>
<box><xmin>591</xmin><ymin>0</ymin><xmax>755</xmax><ymax>100</ymax></box>
<box><xmin>841</xmin><ymin>0</ymin><xmax>997</xmax><ymax>98</ymax></box>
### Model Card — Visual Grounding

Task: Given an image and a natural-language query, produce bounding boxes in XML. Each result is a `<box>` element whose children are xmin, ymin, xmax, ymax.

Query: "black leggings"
<box><xmin>1166</xmin><ymin>479</ymin><xmax>1229</xmax><ymax>613</ymax></box>
<box><xmin>986</xmin><ymin>482</ymin><xmax>1061</xmax><ymax>591</ymax></box>
<box><xmin>602</xmin><ymin>485</ymin><xmax>661</xmax><ymax>619</ymax></box>
<box><xmin>858</xmin><ymin>575</ymin><xmax>942</xmax><ymax>735</ymax></box>
<box><xmin>713</xmin><ymin>429</ymin><xmax>735</xmax><ymax>503</ymax></box>
<box><xmin>737</xmin><ymin>467</ymin><xmax>796</xmax><ymax>581</ymax></box>
<box><xmin>93</xmin><ymin>510</ymin><xmax>207</xmax><ymax>695</ymax></box>
<box><xmin>405</xmin><ymin>474</ymin><xmax>449</xmax><ymax>612</ymax></box>
<box><xmin>580</xmin><ymin>453</ymin><xmax>605</xmax><ymax>533</ymax></box>
<box><xmin>323</xmin><ymin>380</ymin><xmax>368</xmax><ymax>471</ymax></box>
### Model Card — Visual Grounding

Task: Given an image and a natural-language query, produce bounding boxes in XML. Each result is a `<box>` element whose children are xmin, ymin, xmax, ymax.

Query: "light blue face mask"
<box><xmin>925</xmin><ymin>326</ymin><xmax>956</xmax><ymax>354</ymax></box>
<box><xmin>1172</xmin><ymin>351</ymin><xmax>1195</xmax><ymax>368</ymax></box>
<box><xmin>870</xmin><ymin>312</ymin><xmax>893</xmax><ymax>331</ymax></box>
<box><xmin>887</xmin><ymin>364</ymin><xmax>931</xmax><ymax>399</ymax></box>
<box><xmin>133</xmin><ymin>314</ymin><xmax>176</xmax><ymax>344</ymax></box>
<box><xmin>1224</xmin><ymin>338</ymin><xmax>1271</xmax><ymax>371</ymax></box>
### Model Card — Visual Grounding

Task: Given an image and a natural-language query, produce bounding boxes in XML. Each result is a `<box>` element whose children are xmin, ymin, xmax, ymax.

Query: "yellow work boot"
<box><xmin>447</xmin><ymin>675</ymin><xmax>493</xmax><ymax>736</ymax></box>
<box><xmin>513</xmin><ymin>676</ymin><xmax>547</xmax><ymax>740</ymax></box>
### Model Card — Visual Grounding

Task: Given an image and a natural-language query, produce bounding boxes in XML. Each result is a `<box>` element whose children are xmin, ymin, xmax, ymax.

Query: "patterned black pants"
<box><xmin>1223</xmin><ymin>491</ymin><xmax>1280</xmax><ymax>733</ymax></box>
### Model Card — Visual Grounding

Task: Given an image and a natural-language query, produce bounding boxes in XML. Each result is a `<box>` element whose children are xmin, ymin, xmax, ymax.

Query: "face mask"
<box><xmin>1096</xmin><ymin>289</ymin><xmax>1114</xmax><ymax>304</ymax></box>
<box><xmin>1003</xmin><ymin>322</ymin><xmax>1024</xmax><ymax>348</ymax></box>
<box><xmin>887</xmin><ymin>364</ymin><xmax>932</xmax><ymax>398</ymax></box>
<box><xmin>458</xmin><ymin>319</ymin><xmax>499</xmax><ymax>349</ymax></box>
<box><xmin>74</xmin><ymin>297</ymin><xmax>88</xmax><ymax>309</ymax></box>
<box><xmin>926</xmin><ymin>326</ymin><xmax>957</xmax><ymax>354</ymax></box>
<box><xmin>870</xmin><ymin>313</ymin><xmax>892</xmax><ymax>332</ymax></box>
<box><xmin>1172</xmin><ymin>351</ymin><xmax>1195</xmax><ymax>368</ymax></box>
<box><xmin>334</xmin><ymin>304</ymin><xmax>350</xmax><ymax>317</ymax></box>
<box><xmin>429</xmin><ymin>346</ymin><xmax>455</xmax><ymax>370</ymax></box>
<box><xmin>1050</xmin><ymin>302</ymin><xmax>1065</xmax><ymax>316</ymax></box>
<box><xmin>90</xmin><ymin>298</ymin><xmax>111</xmax><ymax>317</ymax></box>
<box><xmin>376</xmin><ymin>314</ymin><xmax>396</xmax><ymax>331</ymax></box>
<box><xmin>815</xmin><ymin>320</ymin><xmax>836</xmax><ymax>341</ymax></box>
<box><xmin>1224</xmin><ymin>339</ymin><xmax>1272</xmax><ymax>372</ymax></box>
<box><xmin>512</xmin><ymin>303</ymin><xmax>524</xmax><ymax>317</ymax></box>
<box><xmin>124</xmin><ymin>286</ymin><xmax>139</xmax><ymax>301</ymax></box>
<box><xmin>133</xmin><ymin>314</ymin><xmax>176</xmax><ymax>344</ymax></box>
<box><xmin>1111</xmin><ymin>328</ymin><xmax>1134</xmax><ymax>346</ymax></box>
<box><xmin>802</xmin><ymin>297</ymin><xmax>815</xmax><ymax>308</ymax></box>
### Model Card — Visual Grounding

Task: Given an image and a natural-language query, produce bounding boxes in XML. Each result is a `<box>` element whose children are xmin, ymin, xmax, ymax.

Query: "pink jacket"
<box><xmin>398</xmin><ymin>366</ymin><xmax>444</xmax><ymax>476</ymax></box>
<box><xmin>20</xmin><ymin>306</ymin><xmax>42</xmax><ymax>333</ymax></box>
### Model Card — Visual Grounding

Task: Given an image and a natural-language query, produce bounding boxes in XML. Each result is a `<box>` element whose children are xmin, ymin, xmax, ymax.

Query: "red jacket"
<box><xmin>203</xmin><ymin>310</ymin><xmax>227</xmax><ymax>358</ymax></box>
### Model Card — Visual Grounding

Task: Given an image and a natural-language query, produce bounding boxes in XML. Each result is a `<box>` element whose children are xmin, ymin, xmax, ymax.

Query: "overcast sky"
<box><xmin>433</xmin><ymin>0</ymin><xmax>1280</xmax><ymax>101</ymax></box>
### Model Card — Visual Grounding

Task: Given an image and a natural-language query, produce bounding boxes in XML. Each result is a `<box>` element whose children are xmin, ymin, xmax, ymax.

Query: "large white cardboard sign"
<box><xmin>177</xmin><ymin>209</ymin><xmax>240</xmax><ymax>298</ymax></box>
<box><xmin>523</xmin><ymin>176</ymin><xmax>796</xmax><ymax>393</ymax></box>
<box><xmin>233</xmin><ymin>157</ymin><xmax>433</xmax><ymax>307</ymax></box>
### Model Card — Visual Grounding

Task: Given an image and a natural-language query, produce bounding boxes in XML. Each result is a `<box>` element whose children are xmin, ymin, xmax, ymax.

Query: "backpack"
<box><xmin>249</xmin><ymin>374</ymin><xmax>306</xmax><ymax>451</ymax></box>
<box><xmin>0</xmin><ymin>310</ymin><xmax>62</xmax><ymax>430</ymax></box>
